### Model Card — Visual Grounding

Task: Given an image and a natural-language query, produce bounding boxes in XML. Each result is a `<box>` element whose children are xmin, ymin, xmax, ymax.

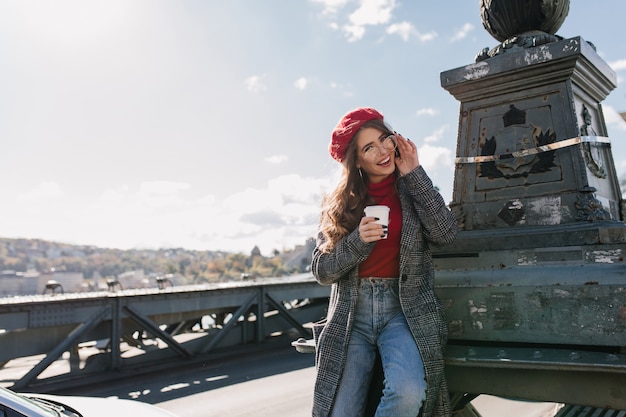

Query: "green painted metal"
<box><xmin>437</xmin><ymin>21</ymin><xmax>626</xmax><ymax>412</ymax></box>
<box><xmin>0</xmin><ymin>275</ymin><xmax>330</xmax><ymax>390</ymax></box>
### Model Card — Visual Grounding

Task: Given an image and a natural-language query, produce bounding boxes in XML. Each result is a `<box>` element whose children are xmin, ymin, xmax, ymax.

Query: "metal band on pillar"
<box><xmin>455</xmin><ymin>135</ymin><xmax>611</xmax><ymax>164</ymax></box>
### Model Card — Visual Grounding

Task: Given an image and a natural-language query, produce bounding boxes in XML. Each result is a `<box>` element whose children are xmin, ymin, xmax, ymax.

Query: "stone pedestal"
<box><xmin>441</xmin><ymin>36</ymin><xmax>622</xmax><ymax>233</ymax></box>
<box><xmin>434</xmin><ymin>5</ymin><xmax>626</xmax><ymax>410</ymax></box>
<box><xmin>434</xmin><ymin>34</ymin><xmax>626</xmax><ymax>366</ymax></box>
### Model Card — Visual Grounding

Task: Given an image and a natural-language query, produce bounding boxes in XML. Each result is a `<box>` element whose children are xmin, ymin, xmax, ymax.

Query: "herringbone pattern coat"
<box><xmin>311</xmin><ymin>166</ymin><xmax>458</xmax><ymax>417</ymax></box>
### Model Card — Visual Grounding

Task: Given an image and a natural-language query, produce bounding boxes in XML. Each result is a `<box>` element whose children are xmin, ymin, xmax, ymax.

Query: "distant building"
<box><xmin>0</xmin><ymin>269</ymin><xmax>85</xmax><ymax>297</ymax></box>
<box><xmin>38</xmin><ymin>271</ymin><xmax>84</xmax><ymax>294</ymax></box>
<box><xmin>280</xmin><ymin>238</ymin><xmax>315</xmax><ymax>272</ymax></box>
<box><xmin>117</xmin><ymin>270</ymin><xmax>149</xmax><ymax>289</ymax></box>
<box><xmin>23</xmin><ymin>270</ymin><xmax>40</xmax><ymax>294</ymax></box>
<box><xmin>0</xmin><ymin>270</ymin><xmax>38</xmax><ymax>297</ymax></box>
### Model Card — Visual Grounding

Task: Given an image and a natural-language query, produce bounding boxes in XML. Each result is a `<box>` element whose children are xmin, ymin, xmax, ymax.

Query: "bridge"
<box><xmin>0</xmin><ymin>274</ymin><xmax>329</xmax><ymax>391</ymax></box>
<box><xmin>2</xmin><ymin>268</ymin><xmax>625</xmax><ymax>415</ymax></box>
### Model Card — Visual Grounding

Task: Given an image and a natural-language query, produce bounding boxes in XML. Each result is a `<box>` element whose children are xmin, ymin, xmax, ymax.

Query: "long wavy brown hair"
<box><xmin>318</xmin><ymin>119</ymin><xmax>396</xmax><ymax>252</ymax></box>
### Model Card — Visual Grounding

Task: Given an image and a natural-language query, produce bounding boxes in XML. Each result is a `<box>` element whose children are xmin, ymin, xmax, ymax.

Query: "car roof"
<box><xmin>0</xmin><ymin>386</ymin><xmax>55</xmax><ymax>416</ymax></box>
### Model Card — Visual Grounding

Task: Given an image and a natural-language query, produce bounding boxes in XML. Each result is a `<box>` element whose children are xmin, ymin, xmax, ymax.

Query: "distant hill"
<box><xmin>0</xmin><ymin>237</ymin><xmax>314</xmax><ymax>283</ymax></box>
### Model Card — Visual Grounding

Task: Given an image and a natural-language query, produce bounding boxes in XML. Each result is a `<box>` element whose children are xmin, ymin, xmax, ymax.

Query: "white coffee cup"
<box><xmin>364</xmin><ymin>205</ymin><xmax>390</xmax><ymax>239</ymax></box>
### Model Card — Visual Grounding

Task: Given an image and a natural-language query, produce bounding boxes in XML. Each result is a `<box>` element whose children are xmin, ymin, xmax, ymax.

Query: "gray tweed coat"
<box><xmin>311</xmin><ymin>166</ymin><xmax>457</xmax><ymax>417</ymax></box>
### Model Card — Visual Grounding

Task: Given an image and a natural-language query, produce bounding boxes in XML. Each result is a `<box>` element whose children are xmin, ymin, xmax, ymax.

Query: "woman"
<box><xmin>311</xmin><ymin>107</ymin><xmax>457</xmax><ymax>417</ymax></box>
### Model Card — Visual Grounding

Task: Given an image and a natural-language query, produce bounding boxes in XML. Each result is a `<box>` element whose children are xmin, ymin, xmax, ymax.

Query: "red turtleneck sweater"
<box><xmin>358</xmin><ymin>174</ymin><xmax>401</xmax><ymax>278</ymax></box>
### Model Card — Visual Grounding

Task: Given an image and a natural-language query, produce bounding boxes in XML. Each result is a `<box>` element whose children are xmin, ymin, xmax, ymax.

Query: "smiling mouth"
<box><xmin>378</xmin><ymin>156</ymin><xmax>391</xmax><ymax>165</ymax></box>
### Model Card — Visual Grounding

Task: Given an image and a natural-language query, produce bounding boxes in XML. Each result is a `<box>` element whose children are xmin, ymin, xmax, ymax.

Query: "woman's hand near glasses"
<box><xmin>394</xmin><ymin>133</ymin><xmax>420</xmax><ymax>176</ymax></box>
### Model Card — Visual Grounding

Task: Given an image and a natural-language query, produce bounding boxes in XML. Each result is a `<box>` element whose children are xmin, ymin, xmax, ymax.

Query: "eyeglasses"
<box><xmin>361</xmin><ymin>134</ymin><xmax>397</xmax><ymax>161</ymax></box>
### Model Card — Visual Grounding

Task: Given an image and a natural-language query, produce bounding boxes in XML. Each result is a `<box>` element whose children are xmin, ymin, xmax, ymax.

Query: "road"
<box><xmin>58</xmin><ymin>334</ymin><xmax>316</xmax><ymax>416</ymax></box>
<box><xmin>158</xmin><ymin>365</ymin><xmax>316</xmax><ymax>417</ymax></box>
<box><xmin>56</xmin><ymin>334</ymin><xmax>560</xmax><ymax>417</ymax></box>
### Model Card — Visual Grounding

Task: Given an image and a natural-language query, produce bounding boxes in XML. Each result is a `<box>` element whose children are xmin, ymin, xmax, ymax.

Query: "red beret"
<box><xmin>329</xmin><ymin>107</ymin><xmax>384</xmax><ymax>162</ymax></box>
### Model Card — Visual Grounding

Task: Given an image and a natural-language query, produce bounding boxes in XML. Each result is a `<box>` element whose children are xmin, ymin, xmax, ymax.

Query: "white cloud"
<box><xmin>609</xmin><ymin>58</ymin><xmax>626</xmax><ymax>71</ymax></box>
<box><xmin>349</xmin><ymin>0</ymin><xmax>394</xmax><ymax>26</ymax></box>
<box><xmin>311</xmin><ymin>0</ymin><xmax>350</xmax><ymax>15</ymax></box>
<box><xmin>294</xmin><ymin>76</ymin><xmax>309</xmax><ymax>90</ymax></box>
<box><xmin>344</xmin><ymin>23</ymin><xmax>366</xmax><ymax>42</ymax></box>
<box><xmin>343</xmin><ymin>0</ymin><xmax>396</xmax><ymax>41</ymax></box>
<box><xmin>415</xmin><ymin>30</ymin><xmax>438</xmax><ymax>43</ymax></box>
<box><xmin>245</xmin><ymin>75</ymin><xmax>268</xmax><ymax>93</ymax></box>
<box><xmin>423</xmin><ymin>125</ymin><xmax>449</xmax><ymax>143</ymax></box>
<box><xmin>605</xmin><ymin>105</ymin><xmax>626</xmax><ymax>132</ymax></box>
<box><xmin>61</xmin><ymin>173</ymin><xmax>334</xmax><ymax>254</ymax></box>
<box><xmin>267</xmin><ymin>174</ymin><xmax>329</xmax><ymax>206</ymax></box>
<box><xmin>450</xmin><ymin>23</ymin><xmax>474</xmax><ymax>42</ymax></box>
<box><xmin>386</xmin><ymin>22</ymin><xmax>436</xmax><ymax>43</ymax></box>
<box><xmin>265</xmin><ymin>154</ymin><xmax>288</xmax><ymax>164</ymax></box>
<box><xmin>418</xmin><ymin>144</ymin><xmax>454</xmax><ymax>171</ymax></box>
<box><xmin>416</xmin><ymin>108</ymin><xmax>438</xmax><ymax>117</ymax></box>
<box><xmin>212</xmin><ymin>174</ymin><xmax>331</xmax><ymax>252</ymax></box>
<box><xmin>386</xmin><ymin>22</ymin><xmax>414</xmax><ymax>42</ymax></box>
<box><xmin>17</xmin><ymin>181</ymin><xmax>63</xmax><ymax>202</ymax></box>
<box><xmin>223</xmin><ymin>175</ymin><xmax>327</xmax><ymax>213</ymax></box>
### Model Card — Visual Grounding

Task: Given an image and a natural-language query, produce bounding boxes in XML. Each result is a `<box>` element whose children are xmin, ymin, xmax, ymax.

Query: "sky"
<box><xmin>1</xmin><ymin>0</ymin><xmax>625</xmax><ymax>256</ymax></box>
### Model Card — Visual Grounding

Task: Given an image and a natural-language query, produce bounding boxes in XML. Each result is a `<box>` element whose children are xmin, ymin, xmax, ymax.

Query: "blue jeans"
<box><xmin>330</xmin><ymin>278</ymin><xmax>427</xmax><ymax>417</ymax></box>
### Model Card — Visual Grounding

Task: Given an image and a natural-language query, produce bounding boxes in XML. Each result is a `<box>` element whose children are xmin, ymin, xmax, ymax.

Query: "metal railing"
<box><xmin>0</xmin><ymin>273</ymin><xmax>330</xmax><ymax>391</ymax></box>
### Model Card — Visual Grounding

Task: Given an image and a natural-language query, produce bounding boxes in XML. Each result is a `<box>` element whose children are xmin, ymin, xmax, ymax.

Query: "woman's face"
<box><xmin>355</xmin><ymin>127</ymin><xmax>397</xmax><ymax>183</ymax></box>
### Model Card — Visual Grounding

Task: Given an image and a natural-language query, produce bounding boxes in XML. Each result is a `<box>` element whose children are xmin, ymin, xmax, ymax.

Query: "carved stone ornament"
<box><xmin>476</xmin><ymin>0</ymin><xmax>570</xmax><ymax>61</ymax></box>
<box><xmin>575</xmin><ymin>187</ymin><xmax>611</xmax><ymax>221</ymax></box>
<box><xmin>579</xmin><ymin>104</ymin><xmax>607</xmax><ymax>179</ymax></box>
<box><xmin>498</xmin><ymin>200</ymin><xmax>525</xmax><ymax>226</ymax></box>
<box><xmin>479</xmin><ymin>105</ymin><xmax>557</xmax><ymax>179</ymax></box>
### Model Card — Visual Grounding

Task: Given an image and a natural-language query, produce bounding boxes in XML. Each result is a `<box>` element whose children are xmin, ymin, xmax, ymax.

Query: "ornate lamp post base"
<box><xmin>477</xmin><ymin>0</ymin><xmax>571</xmax><ymax>61</ymax></box>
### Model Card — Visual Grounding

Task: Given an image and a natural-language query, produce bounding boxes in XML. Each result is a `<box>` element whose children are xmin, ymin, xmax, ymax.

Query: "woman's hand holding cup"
<box><xmin>359</xmin><ymin>205</ymin><xmax>390</xmax><ymax>243</ymax></box>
